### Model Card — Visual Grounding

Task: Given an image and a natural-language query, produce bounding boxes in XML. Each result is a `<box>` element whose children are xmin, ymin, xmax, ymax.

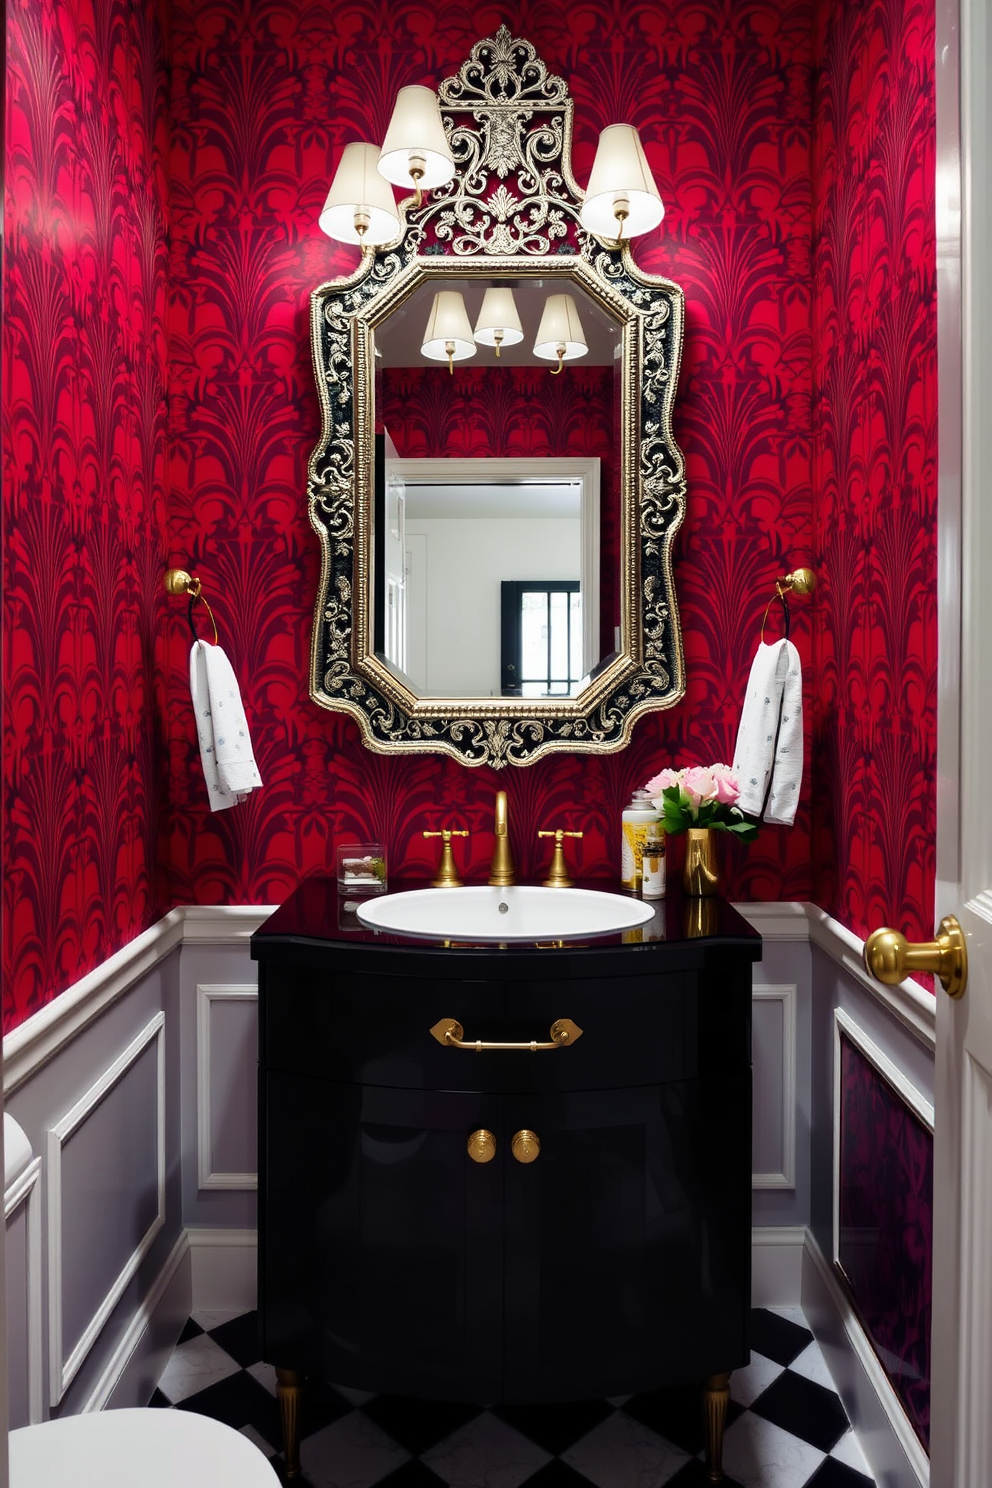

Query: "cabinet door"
<box><xmin>501</xmin><ymin>1083</ymin><xmax>750</xmax><ymax>1402</ymax></box>
<box><xmin>261</xmin><ymin>1072</ymin><xmax>504</xmax><ymax>1400</ymax></box>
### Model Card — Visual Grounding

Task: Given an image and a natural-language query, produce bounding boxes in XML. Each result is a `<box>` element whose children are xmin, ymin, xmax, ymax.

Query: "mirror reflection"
<box><xmin>373</xmin><ymin>274</ymin><xmax>622</xmax><ymax>700</ymax></box>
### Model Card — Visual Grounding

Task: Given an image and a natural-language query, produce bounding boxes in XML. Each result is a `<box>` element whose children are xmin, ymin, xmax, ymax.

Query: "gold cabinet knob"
<box><xmin>466</xmin><ymin>1129</ymin><xmax>497</xmax><ymax>1163</ymax></box>
<box><xmin>864</xmin><ymin>914</ymin><xmax>967</xmax><ymax>999</ymax></box>
<box><xmin>511</xmin><ymin>1129</ymin><xmax>541</xmax><ymax>1164</ymax></box>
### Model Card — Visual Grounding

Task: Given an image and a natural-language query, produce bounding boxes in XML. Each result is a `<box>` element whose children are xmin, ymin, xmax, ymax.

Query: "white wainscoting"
<box><xmin>6</xmin><ymin>1147</ymin><xmax>43</xmax><ymax>1426</ymax></box>
<box><xmin>0</xmin><ymin>896</ymin><xmax>934</xmax><ymax>1460</ymax></box>
<box><xmin>752</xmin><ymin>982</ymin><xmax>797</xmax><ymax>1189</ymax></box>
<box><xmin>196</xmin><ymin>984</ymin><xmax>259</xmax><ymax>1191</ymax></box>
<box><xmin>46</xmin><ymin>1013</ymin><xmax>166</xmax><ymax>1406</ymax></box>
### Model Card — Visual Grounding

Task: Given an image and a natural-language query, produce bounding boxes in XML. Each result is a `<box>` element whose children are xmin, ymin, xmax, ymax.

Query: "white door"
<box><xmin>927</xmin><ymin>1</ymin><xmax>992</xmax><ymax>1481</ymax></box>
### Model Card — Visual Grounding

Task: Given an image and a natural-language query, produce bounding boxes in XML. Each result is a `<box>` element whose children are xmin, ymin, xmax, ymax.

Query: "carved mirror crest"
<box><xmin>308</xmin><ymin>26</ymin><xmax>686</xmax><ymax>768</ymax></box>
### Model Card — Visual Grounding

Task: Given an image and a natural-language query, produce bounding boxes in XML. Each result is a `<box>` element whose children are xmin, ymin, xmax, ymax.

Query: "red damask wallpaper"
<box><xmin>809</xmin><ymin>0</ymin><xmax>938</xmax><ymax>947</ymax></box>
<box><xmin>2</xmin><ymin>0</ymin><xmax>940</xmax><ymax>1028</ymax></box>
<box><xmin>163</xmin><ymin>0</ymin><xmax>816</xmax><ymax>912</ymax></box>
<box><xmin>3</xmin><ymin>0</ymin><xmax>171</xmax><ymax>1029</ymax></box>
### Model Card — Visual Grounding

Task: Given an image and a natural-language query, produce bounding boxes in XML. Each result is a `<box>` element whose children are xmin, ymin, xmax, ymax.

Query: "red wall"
<box><xmin>3</xmin><ymin>0</ymin><xmax>171</xmax><ymax>1029</ymax></box>
<box><xmin>163</xmin><ymin>1</ymin><xmax>815</xmax><ymax>909</ymax></box>
<box><xmin>809</xmin><ymin>0</ymin><xmax>938</xmax><ymax>947</ymax></box>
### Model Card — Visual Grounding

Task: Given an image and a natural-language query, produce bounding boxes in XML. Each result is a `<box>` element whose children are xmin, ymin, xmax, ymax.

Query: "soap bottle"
<box><xmin>642</xmin><ymin>830</ymin><xmax>666</xmax><ymax>899</ymax></box>
<box><xmin>621</xmin><ymin>789</ymin><xmax>659</xmax><ymax>892</ymax></box>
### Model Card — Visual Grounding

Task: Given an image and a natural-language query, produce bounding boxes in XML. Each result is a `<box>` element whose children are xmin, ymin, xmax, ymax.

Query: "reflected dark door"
<box><xmin>501</xmin><ymin>1083</ymin><xmax>744</xmax><ymax>1401</ymax></box>
<box><xmin>262</xmin><ymin>1073</ymin><xmax>504</xmax><ymax>1400</ymax></box>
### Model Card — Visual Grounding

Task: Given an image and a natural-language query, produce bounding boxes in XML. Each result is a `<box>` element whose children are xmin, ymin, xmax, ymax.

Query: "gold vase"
<box><xmin>682</xmin><ymin>827</ymin><xmax>720</xmax><ymax>896</ymax></box>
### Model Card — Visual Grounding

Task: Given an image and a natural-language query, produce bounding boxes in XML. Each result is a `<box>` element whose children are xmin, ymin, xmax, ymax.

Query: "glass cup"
<box><xmin>336</xmin><ymin>843</ymin><xmax>387</xmax><ymax>894</ymax></box>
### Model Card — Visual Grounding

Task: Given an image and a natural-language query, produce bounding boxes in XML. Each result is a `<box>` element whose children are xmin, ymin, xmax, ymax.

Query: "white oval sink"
<box><xmin>356</xmin><ymin>885</ymin><xmax>654</xmax><ymax>942</ymax></box>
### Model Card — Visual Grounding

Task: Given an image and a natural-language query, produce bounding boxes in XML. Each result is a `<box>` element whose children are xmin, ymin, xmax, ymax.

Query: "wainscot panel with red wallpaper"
<box><xmin>164</xmin><ymin>0</ymin><xmax>816</xmax><ymax>910</ymax></box>
<box><xmin>3</xmin><ymin>0</ymin><xmax>171</xmax><ymax>1030</ymax></box>
<box><xmin>838</xmin><ymin>1032</ymin><xmax>933</xmax><ymax>1447</ymax></box>
<box><xmin>809</xmin><ymin>0</ymin><xmax>938</xmax><ymax>949</ymax></box>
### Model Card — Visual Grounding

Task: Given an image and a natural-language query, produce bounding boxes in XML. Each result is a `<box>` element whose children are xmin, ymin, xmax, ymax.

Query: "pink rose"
<box><xmin>711</xmin><ymin>763</ymin><xmax>740</xmax><ymax>805</ymax></box>
<box><xmin>644</xmin><ymin>767</ymin><xmax>681</xmax><ymax>797</ymax></box>
<box><xmin>682</xmin><ymin>766</ymin><xmax>717</xmax><ymax>810</ymax></box>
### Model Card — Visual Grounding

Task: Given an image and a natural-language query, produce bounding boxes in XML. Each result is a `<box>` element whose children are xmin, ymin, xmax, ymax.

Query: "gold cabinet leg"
<box><xmin>703</xmin><ymin>1371</ymin><xmax>731</xmax><ymax>1483</ymax></box>
<box><xmin>275</xmin><ymin>1368</ymin><xmax>303</xmax><ymax>1478</ymax></box>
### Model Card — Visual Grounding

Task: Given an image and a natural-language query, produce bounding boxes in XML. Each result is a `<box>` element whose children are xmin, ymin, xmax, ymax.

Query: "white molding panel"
<box><xmin>752</xmin><ymin>1225</ymin><xmax>805</xmax><ymax>1305</ymax></box>
<box><xmin>81</xmin><ymin>1229</ymin><xmax>191</xmax><ymax>1414</ymax></box>
<box><xmin>3</xmin><ymin>913</ymin><xmax>184</xmax><ymax>1095</ymax></box>
<box><xmin>804</xmin><ymin>1231</ymin><xmax>929</xmax><ymax>1487</ymax></box>
<box><xmin>196</xmin><ymin>984</ymin><xmax>259</xmax><ymax>1190</ymax></box>
<box><xmin>807</xmin><ymin>906</ymin><xmax>936</xmax><ymax>1050</ymax></box>
<box><xmin>46</xmin><ymin>1013</ymin><xmax>166</xmax><ymax>1405</ymax></box>
<box><xmin>832</xmin><ymin>1008</ymin><xmax>935</xmax><ymax>1271</ymax></box>
<box><xmin>6</xmin><ymin>1154</ymin><xmax>43</xmax><ymax>1424</ymax></box>
<box><xmin>752</xmin><ymin>983</ymin><xmax>798</xmax><ymax>1189</ymax></box>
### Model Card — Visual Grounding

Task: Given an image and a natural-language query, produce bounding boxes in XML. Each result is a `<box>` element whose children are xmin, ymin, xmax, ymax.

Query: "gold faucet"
<box><xmin>488</xmin><ymin>790</ymin><xmax>515</xmax><ymax>886</ymax></box>
<box><xmin>538</xmin><ymin>828</ymin><xmax>583</xmax><ymax>888</ymax></box>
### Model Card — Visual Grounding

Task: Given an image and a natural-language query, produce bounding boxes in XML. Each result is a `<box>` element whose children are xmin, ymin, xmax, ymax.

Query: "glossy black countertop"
<box><xmin>252</xmin><ymin>874</ymin><xmax>762</xmax><ymax>978</ymax></box>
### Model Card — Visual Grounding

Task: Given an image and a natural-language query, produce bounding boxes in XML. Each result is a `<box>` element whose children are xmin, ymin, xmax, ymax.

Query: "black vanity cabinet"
<box><xmin>252</xmin><ymin>878</ymin><xmax>761</xmax><ymax>1408</ymax></box>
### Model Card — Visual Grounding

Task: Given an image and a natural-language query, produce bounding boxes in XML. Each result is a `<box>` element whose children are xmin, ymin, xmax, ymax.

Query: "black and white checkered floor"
<box><xmin>151</xmin><ymin>1306</ymin><xmax>875</xmax><ymax>1488</ymax></box>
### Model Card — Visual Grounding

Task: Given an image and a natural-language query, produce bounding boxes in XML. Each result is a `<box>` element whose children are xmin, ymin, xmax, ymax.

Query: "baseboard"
<box><xmin>802</xmin><ymin>1231</ymin><xmax>928</xmax><ymax>1488</ymax></box>
<box><xmin>188</xmin><ymin>1227</ymin><xmax>258</xmax><ymax>1313</ymax></box>
<box><xmin>187</xmin><ymin>1227</ymin><xmax>803</xmax><ymax>1316</ymax></box>
<box><xmin>751</xmin><ymin>1226</ymin><xmax>805</xmax><ymax>1306</ymax></box>
<box><xmin>82</xmin><ymin>1230</ymin><xmax>191</xmax><ymax>1413</ymax></box>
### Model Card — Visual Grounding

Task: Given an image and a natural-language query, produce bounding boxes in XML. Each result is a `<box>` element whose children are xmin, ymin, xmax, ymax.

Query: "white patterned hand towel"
<box><xmin>732</xmin><ymin>638</ymin><xmax>803</xmax><ymax>827</ymax></box>
<box><xmin>190</xmin><ymin>641</ymin><xmax>263</xmax><ymax>812</ymax></box>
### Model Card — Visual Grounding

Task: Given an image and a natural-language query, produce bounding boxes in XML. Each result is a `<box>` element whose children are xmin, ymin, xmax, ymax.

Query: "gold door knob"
<box><xmin>466</xmin><ymin>1129</ymin><xmax>497</xmax><ymax>1163</ymax></box>
<box><xmin>864</xmin><ymin>914</ymin><xmax>968</xmax><ymax>999</ymax></box>
<box><xmin>511</xmin><ymin>1129</ymin><xmax>541</xmax><ymax>1164</ymax></box>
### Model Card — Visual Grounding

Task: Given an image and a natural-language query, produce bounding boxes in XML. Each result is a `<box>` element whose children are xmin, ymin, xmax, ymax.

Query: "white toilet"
<box><xmin>9</xmin><ymin>1407</ymin><xmax>280</xmax><ymax>1486</ymax></box>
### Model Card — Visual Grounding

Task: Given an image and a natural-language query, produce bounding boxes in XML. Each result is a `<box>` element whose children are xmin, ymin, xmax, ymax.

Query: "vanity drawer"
<box><xmin>260</xmin><ymin>963</ymin><xmax>745</xmax><ymax>1093</ymax></box>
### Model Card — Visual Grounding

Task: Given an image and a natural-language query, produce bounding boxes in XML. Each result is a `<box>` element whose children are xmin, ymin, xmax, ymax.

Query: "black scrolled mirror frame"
<box><xmin>307</xmin><ymin>26</ymin><xmax>686</xmax><ymax>769</ymax></box>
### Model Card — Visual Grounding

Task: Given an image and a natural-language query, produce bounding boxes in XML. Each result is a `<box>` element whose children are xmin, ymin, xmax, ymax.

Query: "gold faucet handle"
<box><xmin>423</xmin><ymin>829</ymin><xmax>469</xmax><ymax>889</ymax></box>
<box><xmin>537</xmin><ymin>829</ymin><xmax>583</xmax><ymax>889</ymax></box>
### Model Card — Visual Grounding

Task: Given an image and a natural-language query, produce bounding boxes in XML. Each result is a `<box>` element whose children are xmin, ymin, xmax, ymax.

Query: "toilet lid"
<box><xmin>9</xmin><ymin>1408</ymin><xmax>280</xmax><ymax>1487</ymax></box>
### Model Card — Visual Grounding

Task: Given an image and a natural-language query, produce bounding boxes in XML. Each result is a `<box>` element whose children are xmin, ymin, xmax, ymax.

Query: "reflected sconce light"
<box><xmin>377</xmin><ymin>85</ymin><xmax>455</xmax><ymax>206</ymax></box>
<box><xmin>319</xmin><ymin>142</ymin><xmax>401</xmax><ymax>247</ymax></box>
<box><xmin>473</xmin><ymin>288</ymin><xmax>524</xmax><ymax>358</ymax></box>
<box><xmin>421</xmin><ymin>291</ymin><xmax>476</xmax><ymax>373</ymax></box>
<box><xmin>533</xmin><ymin>294</ymin><xmax>588</xmax><ymax>375</ymax></box>
<box><xmin>579</xmin><ymin>124</ymin><xmax>664</xmax><ymax>242</ymax></box>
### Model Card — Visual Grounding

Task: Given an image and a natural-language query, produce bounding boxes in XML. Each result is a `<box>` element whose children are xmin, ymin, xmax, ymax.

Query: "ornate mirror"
<box><xmin>308</xmin><ymin>27</ymin><xmax>686</xmax><ymax>768</ymax></box>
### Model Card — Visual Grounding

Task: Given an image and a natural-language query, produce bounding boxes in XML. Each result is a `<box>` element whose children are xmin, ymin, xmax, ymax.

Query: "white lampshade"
<box><xmin>579</xmin><ymin>124</ymin><xmax>664</xmax><ymax>240</ymax></box>
<box><xmin>421</xmin><ymin>291</ymin><xmax>476</xmax><ymax>370</ymax></box>
<box><xmin>319</xmin><ymin>141</ymin><xmax>401</xmax><ymax>245</ymax></box>
<box><xmin>378</xmin><ymin>85</ymin><xmax>455</xmax><ymax>191</ymax></box>
<box><xmin>474</xmin><ymin>288</ymin><xmax>524</xmax><ymax>355</ymax></box>
<box><xmin>533</xmin><ymin>294</ymin><xmax>588</xmax><ymax>364</ymax></box>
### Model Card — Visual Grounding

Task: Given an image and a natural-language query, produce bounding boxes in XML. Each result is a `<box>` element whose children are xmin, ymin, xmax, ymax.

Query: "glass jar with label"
<box><xmin>642</xmin><ymin>832</ymin><xmax>666</xmax><ymax>899</ymax></box>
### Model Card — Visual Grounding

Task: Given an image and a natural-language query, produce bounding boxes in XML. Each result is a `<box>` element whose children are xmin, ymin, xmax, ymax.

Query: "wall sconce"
<box><xmin>533</xmin><ymin>294</ymin><xmax>588</xmax><ymax>375</ymax></box>
<box><xmin>319</xmin><ymin>141</ymin><xmax>401</xmax><ymax>246</ymax></box>
<box><xmin>377</xmin><ymin>85</ymin><xmax>455</xmax><ymax>207</ymax></box>
<box><xmin>579</xmin><ymin>124</ymin><xmax>664</xmax><ymax>241</ymax></box>
<box><xmin>473</xmin><ymin>288</ymin><xmax>524</xmax><ymax>358</ymax></box>
<box><xmin>421</xmin><ymin>291</ymin><xmax>476</xmax><ymax>373</ymax></box>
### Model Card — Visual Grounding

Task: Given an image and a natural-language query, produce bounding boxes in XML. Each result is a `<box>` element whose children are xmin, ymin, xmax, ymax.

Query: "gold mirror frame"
<box><xmin>307</xmin><ymin>26</ymin><xmax>686</xmax><ymax>769</ymax></box>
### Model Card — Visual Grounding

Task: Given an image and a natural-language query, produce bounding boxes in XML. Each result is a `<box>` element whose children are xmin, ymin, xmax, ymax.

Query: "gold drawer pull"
<box><xmin>511</xmin><ymin>1129</ymin><xmax>541</xmax><ymax>1163</ymax></box>
<box><xmin>430</xmin><ymin>1017</ymin><xmax>583</xmax><ymax>1051</ymax></box>
<box><xmin>467</xmin><ymin>1129</ymin><xmax>497</xmax><ymax>1163</ymax></box>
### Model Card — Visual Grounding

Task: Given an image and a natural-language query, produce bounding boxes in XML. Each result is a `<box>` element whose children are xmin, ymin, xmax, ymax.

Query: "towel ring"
<box><xmin>164</xmin><ymin>569</ymin><xmax>219</xmax><ymax>646</ymax></box>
